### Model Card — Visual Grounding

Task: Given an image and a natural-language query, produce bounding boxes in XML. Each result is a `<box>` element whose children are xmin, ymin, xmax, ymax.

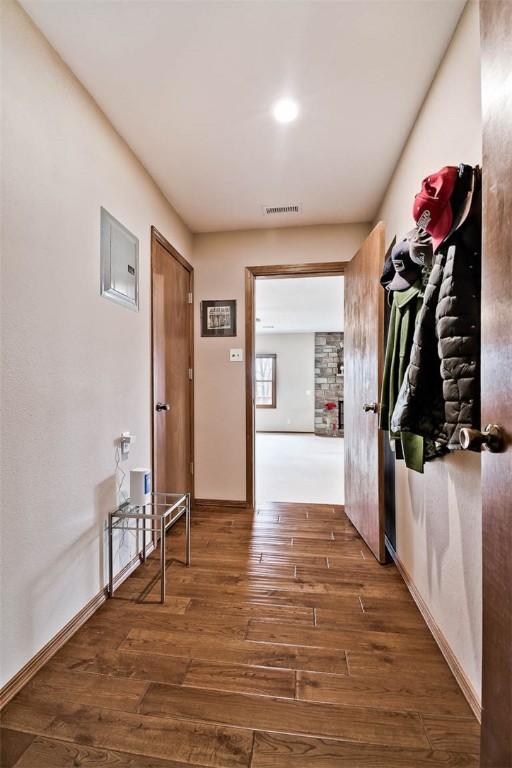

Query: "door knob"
<box><xmin>155</xmin><ymin>402</ymin><xmax>171</xmax><ymax>412</ymax></box>
<box><xmin>459</xmin><ymin>424</ymin><xmax>504</xmax><ymax>453</ymax></box>
<box><xmin>363</xmin><ymin>402</ymin><xmax>379</xmax><ymax>414</ymax></box>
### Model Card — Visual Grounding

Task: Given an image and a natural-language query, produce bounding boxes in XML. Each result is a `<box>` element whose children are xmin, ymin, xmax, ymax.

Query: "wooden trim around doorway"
<box><xmin>245</xmin><ymin>262</ymin><xmax>346</xmax><ymax>509</ymax></box>
<box><xmin>150</xmin><ymin>227</ymin><xmax>195</xmax><ymax>512</ymax></box>
<box><xmin>152</xmin><ymin>226</ymin><xmax>194</xmax><ymax>273</ymax></box>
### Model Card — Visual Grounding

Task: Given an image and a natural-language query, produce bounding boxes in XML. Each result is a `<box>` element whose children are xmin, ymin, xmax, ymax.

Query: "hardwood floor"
<box><xmin>0</xmin><ymin>502</ymin><xmax>480</xmax><ymax>767</ymax></box>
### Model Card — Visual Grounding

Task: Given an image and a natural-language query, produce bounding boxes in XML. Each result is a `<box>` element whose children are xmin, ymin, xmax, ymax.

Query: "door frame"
<box><xmin>150</xmin><ymin>226</ymin><xmax>195</xmax><ymax>509</ymax></box>
<box><xmin>245</xmin><ymin>261</ymin><xmax>346</xmax><ymax>510</ymax></box>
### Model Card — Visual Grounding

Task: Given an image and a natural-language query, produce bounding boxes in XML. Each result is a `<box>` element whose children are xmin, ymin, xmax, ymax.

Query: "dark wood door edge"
<box><xmin>245</xmin><ymin>262</ymin><xmax>346</xmax><ymax>509</ymax></box>
<box><xmin>479</xmin><ymin>2</ymin><xmax>512</xmax><ymax>764</ymax></box>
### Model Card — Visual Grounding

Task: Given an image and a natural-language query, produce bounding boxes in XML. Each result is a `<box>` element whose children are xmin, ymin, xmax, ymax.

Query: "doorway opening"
<box><xmin>246</xmin><ymin>264</ymin><xmax>345</xmax><ymax>509</ymax></box>
<box><xmin>255</xmin><ymin>275</ymin><xmax>344</xmax><ymax>505</ymax></box>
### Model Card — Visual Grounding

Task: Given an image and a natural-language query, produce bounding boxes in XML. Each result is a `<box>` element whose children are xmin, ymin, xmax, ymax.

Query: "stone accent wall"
<box><xmin>314</xmin><ymin>332</ymin><xmax>344</xmax><ymax>436</ymax></box>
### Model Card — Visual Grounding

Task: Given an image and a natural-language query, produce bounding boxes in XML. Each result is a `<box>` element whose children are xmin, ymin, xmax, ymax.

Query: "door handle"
<box><xmin>155</xmin><ymin>402</ymin><xmax>171</xmax><ymax>412</ymax></box>
<box><xmin>459</xmin><ymin>424</ymin><xmax>504</xmax><ymax>453</ymax></box>
<box><xmin>362</xmin><ymin>402</ymin><xmax>379</xmax><ymax>414</ymax></box>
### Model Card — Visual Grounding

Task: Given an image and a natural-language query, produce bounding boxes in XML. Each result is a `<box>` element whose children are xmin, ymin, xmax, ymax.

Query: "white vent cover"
<box><xmin>262</xmin><ymin>204</ymin><xmax>302</xmax><ymax>216</ymax></box>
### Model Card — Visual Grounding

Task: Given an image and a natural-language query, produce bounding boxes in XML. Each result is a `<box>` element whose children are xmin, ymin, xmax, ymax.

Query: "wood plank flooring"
<box><xmin>0</xmin><ymin>502</ymin><xmax>480</xmax><ymax>767</ymax></box>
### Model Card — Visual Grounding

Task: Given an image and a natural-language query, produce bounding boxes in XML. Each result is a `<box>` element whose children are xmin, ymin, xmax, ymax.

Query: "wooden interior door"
<box><xmin>152</xmin><ymin>228</ymin><xmax>193</xmax><ymax>497</ymax></box>
<box><xmin>479</xmin><ymin>3</ymin><xmax>512</xmax><ymax>764</ymax></box>
<box><xmin>344</xmin><ymin>222</ymin><xmax>385</xmax><ymax>562</ymax></box>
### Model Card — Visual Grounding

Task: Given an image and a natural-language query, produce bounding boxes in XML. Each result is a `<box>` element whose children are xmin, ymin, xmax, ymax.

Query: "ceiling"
<box><xmin>21</xmin><ymin>0</ymin><xmax>465</xmax><ymax>233</ymax></box>
<box><xmin>256</xmin><ymin>276</ymin><xmax>344</xmax><ymax>334</ymax></box>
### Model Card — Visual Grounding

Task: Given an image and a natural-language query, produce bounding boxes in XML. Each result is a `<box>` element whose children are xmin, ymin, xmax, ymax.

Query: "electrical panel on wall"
<box><xmin>100</xmin><ymin>207</ymin><xmax>139</xmax><ymax>311</ymax></box>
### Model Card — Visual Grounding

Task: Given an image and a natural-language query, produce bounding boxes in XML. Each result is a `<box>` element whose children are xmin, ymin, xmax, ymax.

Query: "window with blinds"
<box><xmin>255</xmin><ymin>354</ymin><xmax>276</xmax><ymax>408</ymax></box>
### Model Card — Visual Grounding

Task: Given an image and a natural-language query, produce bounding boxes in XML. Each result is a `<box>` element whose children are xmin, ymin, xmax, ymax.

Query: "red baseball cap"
<box><xmin>412</xmin><ymin>166</ymin><xmax>458</xmax><ymax>251</ymax></box>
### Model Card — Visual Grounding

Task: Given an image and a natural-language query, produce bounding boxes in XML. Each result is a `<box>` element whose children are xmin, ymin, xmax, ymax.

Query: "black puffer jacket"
<box><xmin>391</xmin><ymin>184</ymin><xmax>481</xmax><ymax>452</ymax></box>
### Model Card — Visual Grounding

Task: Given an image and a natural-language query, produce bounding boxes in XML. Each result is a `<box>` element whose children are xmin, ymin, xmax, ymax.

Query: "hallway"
<box><xmin>1</xmin><ymin>503</ymin><xmax>479</xmax><ymax>767</ymax></box>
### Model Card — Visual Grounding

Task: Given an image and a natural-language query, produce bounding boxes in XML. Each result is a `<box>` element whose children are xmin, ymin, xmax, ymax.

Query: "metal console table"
<box><xmin>108</xmin><ymin>491</ymin><xmax>190</xmax><ymax>603</ymax></box>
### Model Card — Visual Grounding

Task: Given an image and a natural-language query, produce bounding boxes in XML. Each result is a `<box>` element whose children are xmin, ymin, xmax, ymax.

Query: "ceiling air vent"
<box><xmin>262</xmin><ymin>204</ymin><xmax>302</xmax><ymax>217</ymax></box>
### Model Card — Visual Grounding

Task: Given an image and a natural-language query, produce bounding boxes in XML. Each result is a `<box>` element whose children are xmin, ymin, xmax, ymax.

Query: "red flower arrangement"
<box><xmin>324</xmin><ymin>402</ymin><xmax>337</xmax><ymax>411</ymax></box>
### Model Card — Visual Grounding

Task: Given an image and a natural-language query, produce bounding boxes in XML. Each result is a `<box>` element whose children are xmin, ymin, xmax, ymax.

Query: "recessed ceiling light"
<box><xmin>272</xmin><ymin>98</ymin><xmax>299</xmax><ymax>124</ymax></box>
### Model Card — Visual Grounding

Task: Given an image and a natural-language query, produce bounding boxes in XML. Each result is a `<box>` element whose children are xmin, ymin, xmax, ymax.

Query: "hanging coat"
<box><xmin>391</xmin><ymin>190</ymin><xmax>481</xmax><ymax>450</ymax></box>
<box><xmin>379</xmin><ymin>280</ymin><xmax>425</xmax><ymax>473</ymax></box>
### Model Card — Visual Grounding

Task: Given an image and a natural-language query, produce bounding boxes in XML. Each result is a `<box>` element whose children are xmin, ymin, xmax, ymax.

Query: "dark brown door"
<box><xmin>344</xmin><ymin>222</ymin><xmax>386</xmax><ymax>562</ymax></box>
<box><xmin>479</xmin><ymin>3</ymin><xmax>512</xmax><ymax>764</ymax></box>
<box><xmin>152</xmin><ymin>228</ymin><xmax>193</xmax><ymax>497</ymax></box>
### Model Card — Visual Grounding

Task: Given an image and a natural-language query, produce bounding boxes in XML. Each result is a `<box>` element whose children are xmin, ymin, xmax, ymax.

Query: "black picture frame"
<box><xmin>201</xmin><ymin>299</ymin><xmax>237</xmax><ymax>337</ymax></box>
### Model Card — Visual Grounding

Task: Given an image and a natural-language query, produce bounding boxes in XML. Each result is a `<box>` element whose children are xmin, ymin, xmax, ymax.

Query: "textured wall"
<box><xmin>1</xmin><ymin>0</ymin><xmax>191</xmax><ymax>688</ymax></box>
<box><xmin>255</xmin><ymin>333</ymin><xmax>315</xmax><ymax>433</ymax></box>
<box><xmin>374</xmin><ymin>0</ymin><xmax>482</xmax><ymax>700</ymax></box>
<box><xmin>314</xmin><ymin>332</ymin><xmax>344</xmax><ymax>436</ymax></box>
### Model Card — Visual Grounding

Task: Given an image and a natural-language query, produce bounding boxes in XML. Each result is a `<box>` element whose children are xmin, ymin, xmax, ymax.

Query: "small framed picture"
<box><xmin>201</xmin><ymin>299</ymin><xmax>237</xmax><ymax>337</ymax></box>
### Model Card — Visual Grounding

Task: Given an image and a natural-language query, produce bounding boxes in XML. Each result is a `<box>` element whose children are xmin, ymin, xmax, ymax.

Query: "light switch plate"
<box><xmin>230</xmin><ymin>348</ymin><xmax>244</xmax><ymax>362</ymax></box>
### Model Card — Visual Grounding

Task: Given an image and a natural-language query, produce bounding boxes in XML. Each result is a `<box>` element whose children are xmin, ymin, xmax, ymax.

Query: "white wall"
<box><xmin>255</xmin><ymin>333</ymin><xmax>315</xmax><ymax>433</ymax></box>
<box><xmin>375</xmin><ymin>0</ymin><xmax>482</xmax><ymax>701</ymax></box>
<box><xmin>192</xmin><ymin>223</ymin><xmax>369</xmax><ymax>501</ymax></box>
<box><xmin>0</xmin><ymin>0</ymin><xmax>192</xmax><ymax>687</ymax></box>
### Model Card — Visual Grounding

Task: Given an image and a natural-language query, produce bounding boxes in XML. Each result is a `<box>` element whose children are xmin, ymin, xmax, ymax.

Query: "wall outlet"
<box><xmin>230</xmin><ymin>348</ymin><xmax>244</xmax><ymax>362</ymax></box>
<box><xmin>120</xmin><ymin>431</ymin><xmax>135</xmax><ymax>457</ymax></box>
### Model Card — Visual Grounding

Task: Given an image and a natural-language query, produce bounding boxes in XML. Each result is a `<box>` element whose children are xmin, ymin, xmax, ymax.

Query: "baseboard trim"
<box><xmin>257</xmin><ymin>501</ymin><xmax>345</xmax><ymax>512</ymax></box>
<box><xmin>256</xmin><ymin>431</ymin><xmax>315</xmax><ymax>435</ymax></box>
<box><xmin>386</xmin><ymin>537</ymin><xmax>481</xmax><ymax>723</ymax></box>
<box><xmin>194</xmin><ymin>498</ymin><xmax>253</xmax><ymax>510</ymax></box>
<box><xmin>0</xmin><ymin>542</ymin><xmax>154</xmax><ymax>710</ymax></box>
